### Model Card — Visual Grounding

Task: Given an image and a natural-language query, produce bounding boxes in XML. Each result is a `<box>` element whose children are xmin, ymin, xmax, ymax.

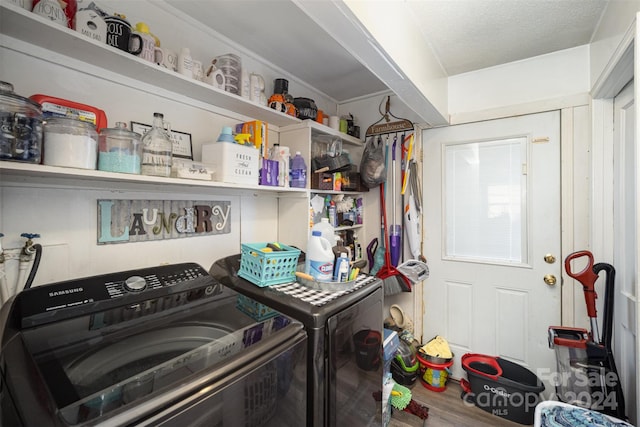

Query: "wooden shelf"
<box><xmin>0</xmin><ymin>1</ymin><xmax>302</xmax><ymax>127</ymax></box>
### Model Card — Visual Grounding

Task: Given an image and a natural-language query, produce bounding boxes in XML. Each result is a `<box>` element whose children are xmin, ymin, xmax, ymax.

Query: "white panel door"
<box><xmin>613</xmin><ymin>81</ymin><xmax>637</xmax><ymax>425</ymax></box>
<box><xmin>422</xmin><ymin>111</ymin><xmax>561</xmax><ymax>391</ymax></box>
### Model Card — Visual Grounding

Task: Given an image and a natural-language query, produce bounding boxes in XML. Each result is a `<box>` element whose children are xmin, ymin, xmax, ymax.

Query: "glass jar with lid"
<box><xmin>43</xmin><ymin>117</ymin><xmax>98</xmax><ymax>169</ymax></box>
<box><xmin>98</xmin><ymin>122</ymin><xmax>142</xmax><ymax>174</ymax></box>
<box><xmin>0</xmin><ymin>81</ymin><xmax>43</xmax><ymax>163</ymax></box>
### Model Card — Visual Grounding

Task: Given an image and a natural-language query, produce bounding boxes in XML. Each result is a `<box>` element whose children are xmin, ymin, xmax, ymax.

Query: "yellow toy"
<box><xmin>234</xmin><ymin>133</ymin><xmax>252</xmax><ymax>145</ymax></box>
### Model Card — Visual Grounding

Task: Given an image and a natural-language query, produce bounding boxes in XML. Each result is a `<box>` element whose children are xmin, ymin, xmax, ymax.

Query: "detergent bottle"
<box><xmin>311</xmin><ymin>218</ymin><xmax>337</xmax><ymax>247</ymax></box>
<box><xmin>290</xmin><ymin>152</ymin><xmax>307</xmax><ymax>188</ymax></box>
<box><xmin>306</xmin><ymin>231</ymin><xmax>334</xmax><ymax>282</ymax></box>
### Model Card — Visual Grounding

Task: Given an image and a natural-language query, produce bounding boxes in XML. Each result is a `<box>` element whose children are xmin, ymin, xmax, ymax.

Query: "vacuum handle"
<box><xmin>565</xmin><ymin>251</ymin><xmax>598</xmax><ymax>318</ymax></box>
<box><xmin>593</xmin><ymin>262</ymin><xmax>615</xmax><ymax>349</ymax></box>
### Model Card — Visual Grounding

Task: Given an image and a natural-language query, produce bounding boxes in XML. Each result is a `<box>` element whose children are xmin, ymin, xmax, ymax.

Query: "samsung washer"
<box><xmin>0</xmin><ymin>262</ymin><xmax>307</xmax><ymax>426</ymax></box>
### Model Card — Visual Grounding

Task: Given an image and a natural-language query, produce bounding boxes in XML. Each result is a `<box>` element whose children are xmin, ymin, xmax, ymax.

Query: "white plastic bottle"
<box><xmin>334</xmin><ymin>252</ymin><xmax>350</xmax><ymax>282</ymax></box>
<box><xmin>311</xmin><ymin>218</ymin><xmax>337</xmax><ymax>247</ymax></box>
<box><xmin>306</xmin><ymin>230</ymin><xmax>334</xmax><ymax>282</ymax></box>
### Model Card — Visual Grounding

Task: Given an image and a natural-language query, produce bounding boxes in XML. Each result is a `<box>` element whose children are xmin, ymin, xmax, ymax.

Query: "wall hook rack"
<box><xmin>365</xmin><ymin>96</ymin><xmax>414</xmax><ymax>137</ymax></box>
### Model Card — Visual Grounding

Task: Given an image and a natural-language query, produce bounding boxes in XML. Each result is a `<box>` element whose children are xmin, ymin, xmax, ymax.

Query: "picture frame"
<box><xmin>131</xmin><ymin>121</ymin><xmax>193</xmax><ymax>160</ymax></box>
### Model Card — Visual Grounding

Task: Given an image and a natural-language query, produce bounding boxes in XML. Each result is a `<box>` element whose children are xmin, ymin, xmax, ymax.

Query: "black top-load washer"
<box><xmin>0</xmin><ymin>262</ymin><xmax>307</xmax><ymax>427</ymax></box>
<box><xmin>210</xmin><ymin>254</ymin><xmax>384</xmax><ymax>427</ymax></box>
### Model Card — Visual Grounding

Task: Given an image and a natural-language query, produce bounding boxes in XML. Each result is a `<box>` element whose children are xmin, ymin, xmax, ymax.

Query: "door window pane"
<box><xmin>444</xmin><ymin>137</ymin><xmax>527</xmax><ymax>263</ymax></box>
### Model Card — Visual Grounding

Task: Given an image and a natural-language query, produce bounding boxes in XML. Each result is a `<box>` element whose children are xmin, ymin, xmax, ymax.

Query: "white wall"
<box><xmin>590</xmin><ymin>1</ymin><xmax>640</xmax><ymax>92</ymax></box>
<box><xmin>449</xmin><ymin>45</ymin><xmax>591</xmax><ymax>117</ymax></box>
<box><xmin>343</xmin><ymin>0</ymin><xmax>448</xmax><ymax>121</ymax></box>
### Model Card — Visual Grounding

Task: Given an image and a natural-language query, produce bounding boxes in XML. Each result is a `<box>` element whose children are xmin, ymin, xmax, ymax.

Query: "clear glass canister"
<box><xmin>141</xmin><ymin>112</ymin><xmax>172</xmax><ymax>177</ymax></box>
<box><xmin>43</xmin><ymin>117</ymin><xmax>98</xmax><ymax>169</ymax></box>
<box><xmin>98</xmin><ymin>122</ymin><xmax>142</xmax><ymax>174</ymax></box>
<box><xmin>0</xmin><ymin>81</ymin><xmax>43</xmax><ymax>163</ymax></box>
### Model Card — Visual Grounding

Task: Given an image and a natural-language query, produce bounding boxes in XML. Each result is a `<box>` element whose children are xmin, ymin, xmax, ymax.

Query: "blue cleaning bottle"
<box><xmin>334</xmin><ymin>252</ymin><xmax>350</xmax><ymax>282</ymax></box>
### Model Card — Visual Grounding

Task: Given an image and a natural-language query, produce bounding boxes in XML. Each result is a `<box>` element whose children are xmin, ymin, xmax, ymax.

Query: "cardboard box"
<box><xmin>201</xmin><ymin>142</ymin><xmax>260</xmax><ymax>185</ymax></box>
<box><xmin>240</xmin><ymin>120</ymin><xmax>268</xmax><ymax>159</ymax></box>
<box><xmin>260</xmin><ymin>158</ymin><xmax>279</xmax><ymax>186</ymax></box>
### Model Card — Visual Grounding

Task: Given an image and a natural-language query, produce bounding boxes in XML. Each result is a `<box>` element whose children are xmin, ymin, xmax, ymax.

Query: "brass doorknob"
<box><xmin>544</xmin><ymin>274</ymin><xmax>557</xmax><ymax>286</ymax></box>
<box><xmin>544</xmin><ymin>254</ymin><xmax>556</xmax><ymax>264</ymax></box>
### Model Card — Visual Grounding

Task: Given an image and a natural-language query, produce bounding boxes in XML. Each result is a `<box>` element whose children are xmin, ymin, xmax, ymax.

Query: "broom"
<box><xmin>377</xmin><ymin>184</ymin><xmax>411</xmax><ymax>295</ymax></box>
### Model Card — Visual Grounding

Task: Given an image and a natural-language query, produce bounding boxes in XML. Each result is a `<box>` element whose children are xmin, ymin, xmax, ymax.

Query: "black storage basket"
<box><xmin>461</xmin><ymin>353</ymin><xmax>545</xmax><ymax>425</ymax></box>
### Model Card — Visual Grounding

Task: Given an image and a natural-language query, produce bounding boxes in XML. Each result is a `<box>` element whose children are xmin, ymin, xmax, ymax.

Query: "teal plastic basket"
<box><xmin>238</xmin><ymin>243</ymin><xmax>301</xmax><ymax>287</ymax></box>
<box><xmin>236</xmin><ymin>294</ymin><xmax>279</xmax><ymax>321</ymax></box>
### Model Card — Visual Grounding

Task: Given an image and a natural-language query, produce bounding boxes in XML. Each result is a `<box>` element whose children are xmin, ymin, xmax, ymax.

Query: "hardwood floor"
<box><xmin>389</xmin><ymin>380</ymin><xmax>524</xmax><ymax>427</ymax></box>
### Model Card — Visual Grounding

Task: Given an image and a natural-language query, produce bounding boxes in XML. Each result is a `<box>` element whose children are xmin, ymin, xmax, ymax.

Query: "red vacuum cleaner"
<box><xmin>548</xmin><ymin>250</ymin><xmax>626</xmax><ymax>420</ymax></box>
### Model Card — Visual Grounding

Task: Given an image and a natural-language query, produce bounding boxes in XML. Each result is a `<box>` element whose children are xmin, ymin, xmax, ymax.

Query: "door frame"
<box><xmin>590</xmin><ymin>15</ymin><xmax>639</xmax><ymax>424</ymax></box>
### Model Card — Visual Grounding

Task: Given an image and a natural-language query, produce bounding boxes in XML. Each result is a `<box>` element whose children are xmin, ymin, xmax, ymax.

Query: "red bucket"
<box><xmin>417</xmin><ymin>353</ymin><xmax>453</xmax><ymax>392</ymax></box>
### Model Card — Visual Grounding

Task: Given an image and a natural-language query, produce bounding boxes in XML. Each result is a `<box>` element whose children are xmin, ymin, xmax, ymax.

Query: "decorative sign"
<box><xmin>98</xmin><ymin>199</ymin><xmax>231</xmax><ymax>244</ymax></box>
<box><xmin>131</xmin><ymin>122</ymin><xmax>193</xmax><ymax>159</ymax></box>
<box><xmin>365</xmin><ymin>119</ymin><xmax>414</xmax><ymax>136</ymax></box>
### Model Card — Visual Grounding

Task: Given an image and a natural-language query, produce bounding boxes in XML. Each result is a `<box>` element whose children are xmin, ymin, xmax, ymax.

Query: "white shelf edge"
<box><xmin>0</xmin><ymin>1</ymin><xmax>302</xmax><ymax>128</ymax></box>
<box><xmin>281</xmin><ymin>120</ymin><xmax>363</xmax><ymax>146</ymax></box>
<box><xmin>335</xmin><ymin>224</ymin><xmax>364</xmax><ymax>232</ymax></box>
<box><xmin>0</xmin><ymin>161</ymin><xmax>307</xmax><ymax>194</ymax></box>
<box><xmin>310</xmin><ymin>189</ymin><xmax>368</xmax><ymax>195</ymax></box>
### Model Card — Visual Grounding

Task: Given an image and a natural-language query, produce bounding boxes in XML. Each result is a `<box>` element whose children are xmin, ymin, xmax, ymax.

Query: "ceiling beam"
<box><xmin>294</xmin><ymin>0</ymin><xmax>449</xmax><ymax>127</ymax></box>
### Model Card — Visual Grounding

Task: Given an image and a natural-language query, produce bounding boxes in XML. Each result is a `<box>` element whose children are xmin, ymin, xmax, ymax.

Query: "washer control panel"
<box><xmin>18</xmin><ymin>263</ymin><xmax>221</xmax><ymax>328</ymax></box>
<box><xmin>105</xmin><ymin>265</ymin><xmax>207</xmax><ymax>299</ymax></box>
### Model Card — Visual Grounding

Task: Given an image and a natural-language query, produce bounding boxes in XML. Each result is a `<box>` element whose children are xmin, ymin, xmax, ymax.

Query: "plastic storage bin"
<box><xmin>461</xmin><ymin>353</ymin><xmax>545</xmax><ymax>425</ymax></box>
<box><xmin>383</xmin><ymin>328</ymin><xmax>399</xmax><ymax>373</ymax></box>
<box><xmin>236</xmin><ymin>294</ymin><xmax>278</xmax><ymax>321</ymax></box>
<box><xmin>238</xmin><ymin>243</ymin><xmax>301</xmax><ymax>287</ymax></box>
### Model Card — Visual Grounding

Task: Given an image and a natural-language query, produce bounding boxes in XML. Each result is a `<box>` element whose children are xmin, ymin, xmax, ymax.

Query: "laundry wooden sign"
<box><xmin>98</xmin><ymin>199</ymin><xmax>231</xmax><ymax>244</ymax></box>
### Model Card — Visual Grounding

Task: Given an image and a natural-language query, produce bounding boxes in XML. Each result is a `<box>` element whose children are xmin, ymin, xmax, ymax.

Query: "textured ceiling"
<box><xmin>408</xmin><ymin>0</ymin><xmax>609</xmax><ymax>76</ymax></box>
<box><xmin>167</xmin><ymin>0</ymin><xmax>609</xmax><ymax>102</ymax></box>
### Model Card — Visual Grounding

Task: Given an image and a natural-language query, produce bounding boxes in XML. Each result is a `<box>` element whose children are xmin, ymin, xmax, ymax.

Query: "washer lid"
<box><xmin>18</xmin><ymin>291</ymin><xmax>297</xmax><ymax>426</ymax></box>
